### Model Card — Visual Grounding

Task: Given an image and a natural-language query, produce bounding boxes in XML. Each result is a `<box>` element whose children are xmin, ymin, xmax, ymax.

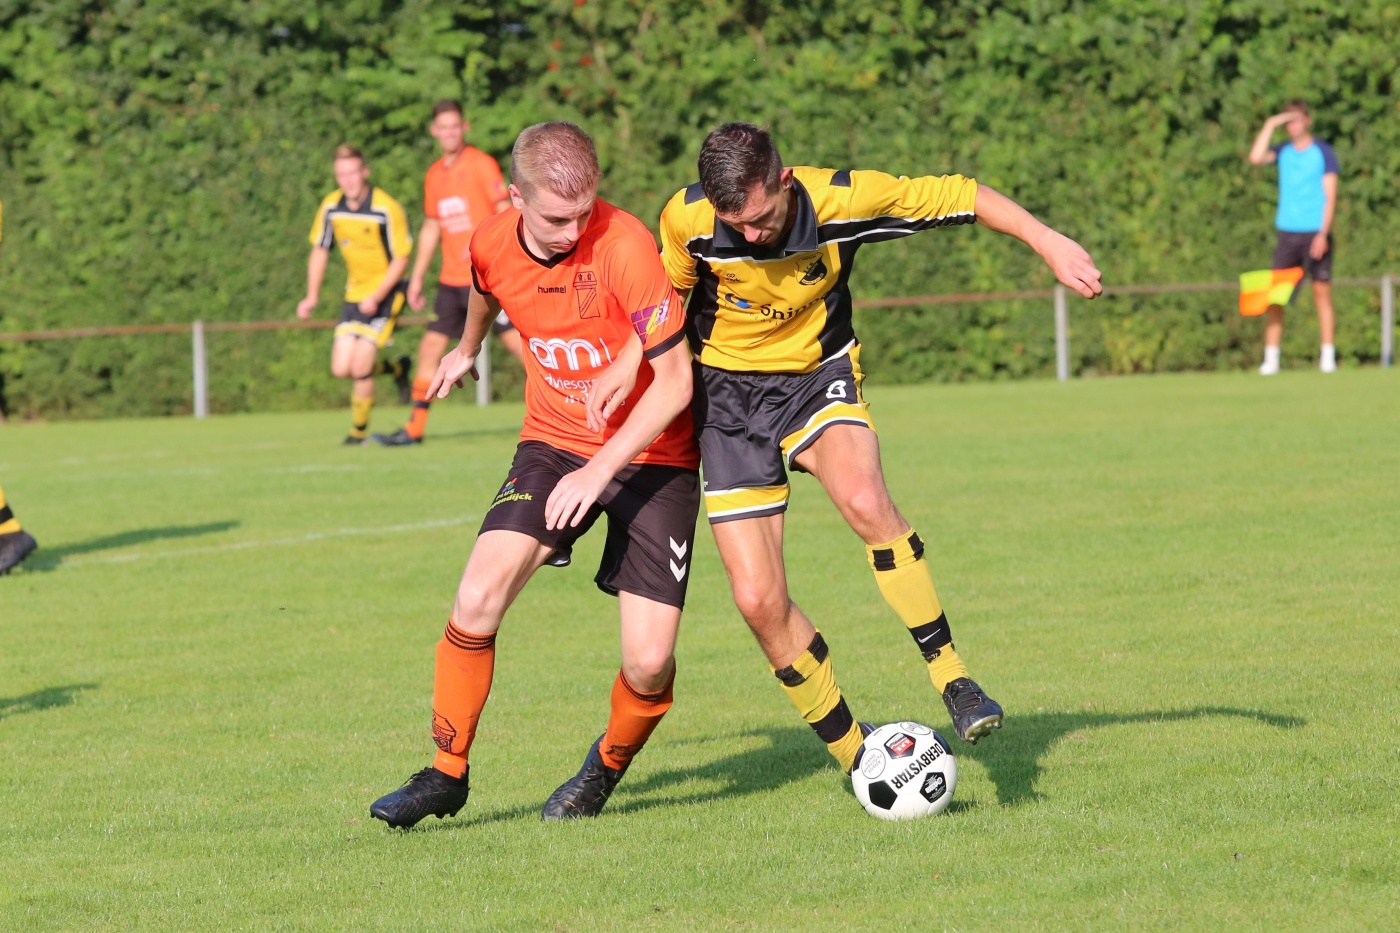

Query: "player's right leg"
<box><xmin>369</xmin><ymin>528</ymin><xmax>554</xmax><ymax>828</ymax></box>
<box><xmin>0</xmin><ymin>482</ymin><xmax>38</xmax><ymax>575</ymax></box>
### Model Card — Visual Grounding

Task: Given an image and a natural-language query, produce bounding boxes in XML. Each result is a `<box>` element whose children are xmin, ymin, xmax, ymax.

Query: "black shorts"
<box><xmin>335</xmin><ymin>282</ymin><xmax>407</xmax><ymax>348</ymax></box>
<box><xmin>478</xmin><ymin>441</ymin><xmax>700</xmax><ymax>608</ymax></box>
<box><xmin>429</xmin><ymin>284</ymin><xmax>516</xmax><ymax>338</ymax></box>
<box><xmin>1273</xmin><ymin>231</ymin><xmax>1333</xmax><ymax>285</ymax></box>
<box><xmin>694</xmin><ymin>341</ymin><xmax>874</xmax><ymax>524</ymax></box>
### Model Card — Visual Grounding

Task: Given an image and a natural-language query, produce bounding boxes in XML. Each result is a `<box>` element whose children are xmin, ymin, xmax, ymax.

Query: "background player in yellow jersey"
<box><xmin>296</xmin><ymin>145</ymin><xmax>413</xmax><ymax>445</ymax></box>
<box><xmin>635</xmin><ymin>122</ymin><xmax>1102</xmax><ymax>775</ymax></box>
<box><xmin>374</xmin><ymin>100</ymin><xmax>516</xmax><ymax>446</ymax></box>
<box><xmin>0</xmin><ymin>198</ymin><xmax>40</xmax><ymax>575</ymax></box>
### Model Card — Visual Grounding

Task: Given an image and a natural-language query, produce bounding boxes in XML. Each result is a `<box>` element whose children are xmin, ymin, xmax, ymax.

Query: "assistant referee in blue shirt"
<box><xmin>1248</xmin><ymin>100</ymin><xmax>1340</xmax><ymax>375</ymax></box>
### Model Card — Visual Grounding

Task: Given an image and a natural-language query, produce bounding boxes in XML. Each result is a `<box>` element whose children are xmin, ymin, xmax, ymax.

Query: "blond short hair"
<box><xmin>510</xmin><ymin>122</ymin><xmax>600</xmax><ymax>199</ymax></box>
<box><xmin>333</xmin><ymin>144</ymin><xmax>365</xmax><ymax>164</ymax></box>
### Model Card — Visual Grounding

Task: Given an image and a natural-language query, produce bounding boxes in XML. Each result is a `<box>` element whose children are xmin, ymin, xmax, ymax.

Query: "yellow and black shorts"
<box><xmin>694</xmin><ymin>341</ymin><xmax>874</xmax><ymax>524</ymax></box>
<box><xmin>334</xmin><ymin>281</ymin><xmax>407</xmax><ymax>348</ymax></box>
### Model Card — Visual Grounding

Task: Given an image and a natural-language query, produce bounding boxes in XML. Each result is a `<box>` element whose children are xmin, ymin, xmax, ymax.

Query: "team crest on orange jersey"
<box><xmin>573</xmin><ymin>270</ymin><xmax>599</xmax><ymax>318</ymax></box>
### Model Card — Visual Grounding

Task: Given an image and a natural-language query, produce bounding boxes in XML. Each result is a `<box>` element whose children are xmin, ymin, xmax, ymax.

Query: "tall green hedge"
<box><xmin>2</xmin><ymin>1</ymin><xmax>1396</xmax><ymax>419</ymax></box>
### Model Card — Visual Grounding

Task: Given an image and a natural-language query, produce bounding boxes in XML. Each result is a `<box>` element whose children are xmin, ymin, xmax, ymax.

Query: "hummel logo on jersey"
<box><xmin>669</xmin><ymin>537</ymin><xmax>689</xmax><ymax>581</ymax></box>
<box><xmin>799</xmin><ymin>255</ymin><xmax>828</xmax><ymax>285</ymax></box>
<box><xmin>537</xmin><ymin>285</ymin><xmax>567</xmax><ymax>294</ymax></box>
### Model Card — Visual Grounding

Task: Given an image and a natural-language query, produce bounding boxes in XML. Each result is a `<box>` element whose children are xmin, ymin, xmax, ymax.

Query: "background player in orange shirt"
<box><xmin>373</xmin><ymin>100</ymin><xmax>515</xmax><ymax>447</ymax></box>
<box><xmin>370</xmin><ymin>122</ymin><xmax>700</xmax><ymax>826</ymax></box>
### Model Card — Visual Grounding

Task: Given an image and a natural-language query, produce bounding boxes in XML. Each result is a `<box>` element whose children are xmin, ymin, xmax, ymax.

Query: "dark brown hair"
<box><xmin>333</xmin><ymin>144</ymin><xmax>365</xmax><ymax>164</ymax></box>
<box><xmin>431</xmin><ymin>99</ymin><xmax>463</xmax><ymax>119</ymax></box>
<box><xmin>698</xmin><ymin>122</ymin><xmax>784</xmax><ymax>214</ymax></box>
<box><xmin>1285</xmin><ymin>99</ymin><xmax>1310</xmax><ymax>116</ymax></box>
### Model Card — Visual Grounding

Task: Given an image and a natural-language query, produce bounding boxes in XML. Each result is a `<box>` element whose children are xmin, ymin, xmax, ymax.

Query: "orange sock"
<box><xmin>430</xmin><ymin>621</ymin><xmax>496</xmax><ymax>778</ymax></box>
<box><xmin>599</xmin><ymin>668</ymin><xmax>675</xmax><ymax>771</ymax></box>
<box><xmin>405</xmin><ymin>378</ymin><xmax>433</xmax><ymax>440</ymax></box>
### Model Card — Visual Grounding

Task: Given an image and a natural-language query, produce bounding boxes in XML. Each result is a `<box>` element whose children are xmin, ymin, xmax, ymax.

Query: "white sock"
<box><xmin>1321</xmin><ymin>344</ymin><xmax>1336</xmax><ymax>366</ymax></box>
<box><xmin>1263</xmin><ymin>346</ymin><xmax>1281</xmax><ymax>367</ymax></box>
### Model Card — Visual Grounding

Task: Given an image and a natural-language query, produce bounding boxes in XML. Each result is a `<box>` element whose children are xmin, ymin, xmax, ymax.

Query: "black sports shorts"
<box><xmin>1273</xmin><ymin>231</ymin><xmax>1333</xmax><ymax>285</ymax></box>
<box><xmin>429</xmin><ymin>284</ymin><xmax>516</xmax><ymax>338</ymax></box>
<box><xmin>478</xmin><ymin>441</ymin><xmax>700</xmax><ymax>609</ymax></box>
<box><xmin>336</xmin><ymin>281</ymin><xmax>407</xmax><ymax>348</ymax></box>
<box><xmin>693</xmin><ymin>340</ymin><xmax>874</xmax><ymax>524</ymax></box>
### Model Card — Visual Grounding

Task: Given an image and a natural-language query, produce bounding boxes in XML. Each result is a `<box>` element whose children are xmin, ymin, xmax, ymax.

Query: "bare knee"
<box><xmin>452</xmin><ymin>577</ymin><xmax>507</xmax><ymax>633</ymax></box>
<box><xmin>836</xmin><ymin>484</ymin><xmax>902</xmax><ymax>542</ymax></box>
<box><xmin>731</xmin><ymin>582</ymin><xmax>790</xmax><ymax>630</ymax></box>
<box><xmin>622</xmin><ymin>651</ymin><xmax>674</xmax><ymax>692</ymax></box>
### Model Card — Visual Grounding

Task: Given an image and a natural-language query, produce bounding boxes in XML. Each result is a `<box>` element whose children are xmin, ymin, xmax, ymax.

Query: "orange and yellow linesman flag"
<box><xmin>1239</xmin><ymin>267</ymin><xmax>1304</xmax><ymax>316</ymax></box>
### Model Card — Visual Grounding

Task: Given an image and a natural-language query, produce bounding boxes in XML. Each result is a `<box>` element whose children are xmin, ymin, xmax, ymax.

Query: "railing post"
<box><xmin>1054</xmin><ymin>284</ymin><xmax>1069</xmax><ymax>381</ymax></box>
<box><xmin>1382</xmin><ymin>274</ymin><xmax>1394</xmax><ymax>368</ymax></box>
<box><xmin>475</xmin><ymin>340</ymin><xmax>492</xmax><ymax>407</ymax></box>
<box><xmin>192</xmin><ymin>320</ymin><xmax>208</xmax><ymax>419</ymax></box>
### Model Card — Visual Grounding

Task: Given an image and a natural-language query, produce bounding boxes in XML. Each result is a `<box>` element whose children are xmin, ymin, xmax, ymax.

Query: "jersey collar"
<box><xmin>711</xmin><ymin>177</ymin><xmax>819</xmax><ymax>257</ymax></box>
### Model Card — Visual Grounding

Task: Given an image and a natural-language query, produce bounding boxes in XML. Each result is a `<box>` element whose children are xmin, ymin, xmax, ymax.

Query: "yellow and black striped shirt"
<box><xmin>659</xmin><ymin>166</ymin><xmax>978</xmax><ymax>373</ymax></box>
<box><xmin>309</xmin><ymin>186</ymin><xmax>412</xmax><ymax>303</ymax></box>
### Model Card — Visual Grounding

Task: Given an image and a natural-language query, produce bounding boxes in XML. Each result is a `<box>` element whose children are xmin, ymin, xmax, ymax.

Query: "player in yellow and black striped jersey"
<box><xmin>644</xmin><ymin>123</ymin><xmax>1103</xmax><ymax>774</ymax></box>
<box><xmin>296</xmin><ymin>144</ymin><xmax>414</xmax><ymax>444</ymax></box>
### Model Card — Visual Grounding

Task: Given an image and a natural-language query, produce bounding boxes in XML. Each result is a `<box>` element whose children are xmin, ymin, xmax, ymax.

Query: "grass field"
<box><xmin>2</xmin><ymin>371</ymin><xmax>1397</xmax><ymax>931</ymax></box>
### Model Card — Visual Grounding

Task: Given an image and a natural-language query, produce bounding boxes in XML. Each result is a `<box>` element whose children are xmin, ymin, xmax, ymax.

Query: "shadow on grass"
<box><xmin>961</xmin><ymin>706</ymin><xmax>1305</xmax><ymax>806</ymax></box>
<box><xmin>26</xmin><ymin>521</ymin><xmax>239</xmax><ymax>570</ymax></box>
<box><xmin>442</xmin><ymin>725</ymin><xmax>829</xmax><ymax>828</ymax></box>
<box><xmin>0</xmin><ymin>683</ymin><xmax>97</xmax><ymax>722</ymax></box>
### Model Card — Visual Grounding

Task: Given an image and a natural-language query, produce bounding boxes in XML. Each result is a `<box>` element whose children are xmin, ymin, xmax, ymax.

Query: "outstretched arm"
<box><xmin>545</xmin><ymin>340</ymin><xmax>693</xmax><ymax>530</ymax></box>
<box><xmin>974</xmin><ymin>186</ymin><xmax>1102</xmax><ymax>298</ymax></box>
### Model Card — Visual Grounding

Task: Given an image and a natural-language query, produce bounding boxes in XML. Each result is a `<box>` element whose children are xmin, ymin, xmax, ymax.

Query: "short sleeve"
<box><xmin>309</xmin><ymin>197</ymin><xmax>333</xmax><ymax>248</ymax></box>
<box><xmin>384</xmin><ymin>196</ymin><xmax>413</xmax><ymax>258</ymax></box>
<box><xmin>658</xmin><ymin>193</ymin><xmax>699</xmax><ymax>292</ymax></box>
<box><xmin>469</xmin><ymin>227</ymin><xmax>492</xmax><ymax>296</ymax></box>
<box><xmin>477</xmin><ymin>153</ymin><xmax>507</xmax><ymax>205</ymax></box>
<box><xmin>1272</xmin><ymin>142</ymin><xmax>1287</xmax><ymax>158</ymax></box>
<box><xmin>423</xmin><ymin>171</ymin><xmax>438</xmax><ymax>220</ymax></box>
<box><xmin>846</xmin><ymin>170</ymin><xmax>978</xmax><ymax>227</ymax></box>
<box><xmin>1319</xmin><ymin>141</ymin><xmax>1340</xmax><ymax>175</ymax></box>
<box><xmin>605</xmin><ymin>226</ymin><xmax>686</xmax><ymax>359</ymax></box>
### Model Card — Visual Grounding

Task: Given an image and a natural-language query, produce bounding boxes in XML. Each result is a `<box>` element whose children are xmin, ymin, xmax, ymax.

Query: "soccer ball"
<box><xmin>851</xmin><ymin>721</ymin><xmax>957</xmax><ymax>820</ymax></box>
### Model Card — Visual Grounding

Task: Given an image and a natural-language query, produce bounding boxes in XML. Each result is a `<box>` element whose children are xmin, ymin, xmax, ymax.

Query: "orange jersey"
<box><xmin>470</xmin><ymin>199</ymin><xmax>697</xmax><ymax>468</ymax></box>
<box><xmin>424</xmin><ymin>146</ymin><xmax>507</xmax><ymax>286</ymax></box>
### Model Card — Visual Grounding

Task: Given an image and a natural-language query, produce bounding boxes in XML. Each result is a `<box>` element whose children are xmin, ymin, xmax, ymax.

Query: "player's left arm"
<box><xmin>974</xmin><ymin>186</ymin><xmax>1103</xmax><ymax>299</ymax></box>
<box><xmin>1313</xmin><ymin>173</ymin><xmax>1337</xmax><ymax>260</ymax></box>
<box><xmin>1313</xmin><ymin>144</ymin><xmax>1339</xmax><ymax>261</ymax></box>
<box><xmin>545</xmin><ymin>339</ymin><xmax>693</xmax><ymax>530</ymax></box>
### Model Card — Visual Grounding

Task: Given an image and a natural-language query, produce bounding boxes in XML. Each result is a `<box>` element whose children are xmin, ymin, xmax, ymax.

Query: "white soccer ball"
<box><xmin>851</xmin><ymin>721</ymin><xmax>957</xmax><ymax>820</ymax></box>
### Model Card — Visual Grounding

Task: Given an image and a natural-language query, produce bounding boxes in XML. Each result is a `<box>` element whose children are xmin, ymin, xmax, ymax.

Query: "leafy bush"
<box><xmin>2</xmin><ymin>1</ymin><xmax>1396</xmax><ymax>418</ymax></box>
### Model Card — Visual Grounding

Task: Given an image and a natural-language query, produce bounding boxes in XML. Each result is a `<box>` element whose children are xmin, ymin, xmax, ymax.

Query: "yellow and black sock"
<box><xmin>0</xmin><ymin>483</ymin><xmax>21</xmax><ymax>535</ymax></box>
<box><xmin>371</xmin><ymin>357</ymin><xmax>405</xmax><ymax>378</ymax></box>
<box><xmin>349</xmin><ymin>395</ymin><xmax>374</xmax><ymax>439</ymax></box>
<box><xmin>773</xmin><ymin>632</ymin><xmax>864</xmax><ymax>771</ymax></box>
<box><xmin>867</xmin><ymin>530</ymin><xmax>970</xmax><ymax>693</ymax></box>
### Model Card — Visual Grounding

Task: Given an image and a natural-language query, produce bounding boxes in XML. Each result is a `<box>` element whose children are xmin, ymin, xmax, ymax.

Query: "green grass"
<box><xmin>2</xmin><ymin>372</ymin><xmax>1398</xmax><ymax>931</ymax></box>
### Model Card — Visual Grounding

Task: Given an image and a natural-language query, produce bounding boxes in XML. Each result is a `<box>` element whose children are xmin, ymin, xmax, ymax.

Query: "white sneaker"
<box><xmin>1320</xmin><ymin>358</ymin><xmax>1337</xmax><ymax>373</ymax></box>
<box><xmin>1259</xmin><ymin>359</ymin><xmax>1280</xmax><ymax>376</ymax></box>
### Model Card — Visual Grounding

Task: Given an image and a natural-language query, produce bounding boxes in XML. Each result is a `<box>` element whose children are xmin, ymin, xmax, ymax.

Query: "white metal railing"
<box><xmin>0</xmin><ymin>277</ymin><xmax>1393</xmax><ymax>417</ymax></box>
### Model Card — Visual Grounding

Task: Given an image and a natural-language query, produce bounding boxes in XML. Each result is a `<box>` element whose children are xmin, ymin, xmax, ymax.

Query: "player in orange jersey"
<box><xmin>370</xmin><ymin>122</ymin><xmax>699</xmax><ymax>826</ymax></box>
<box><xmin>373</xmin><ymin>100</ymin><xmax>515</xmax><ymax>447</ymax></box>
